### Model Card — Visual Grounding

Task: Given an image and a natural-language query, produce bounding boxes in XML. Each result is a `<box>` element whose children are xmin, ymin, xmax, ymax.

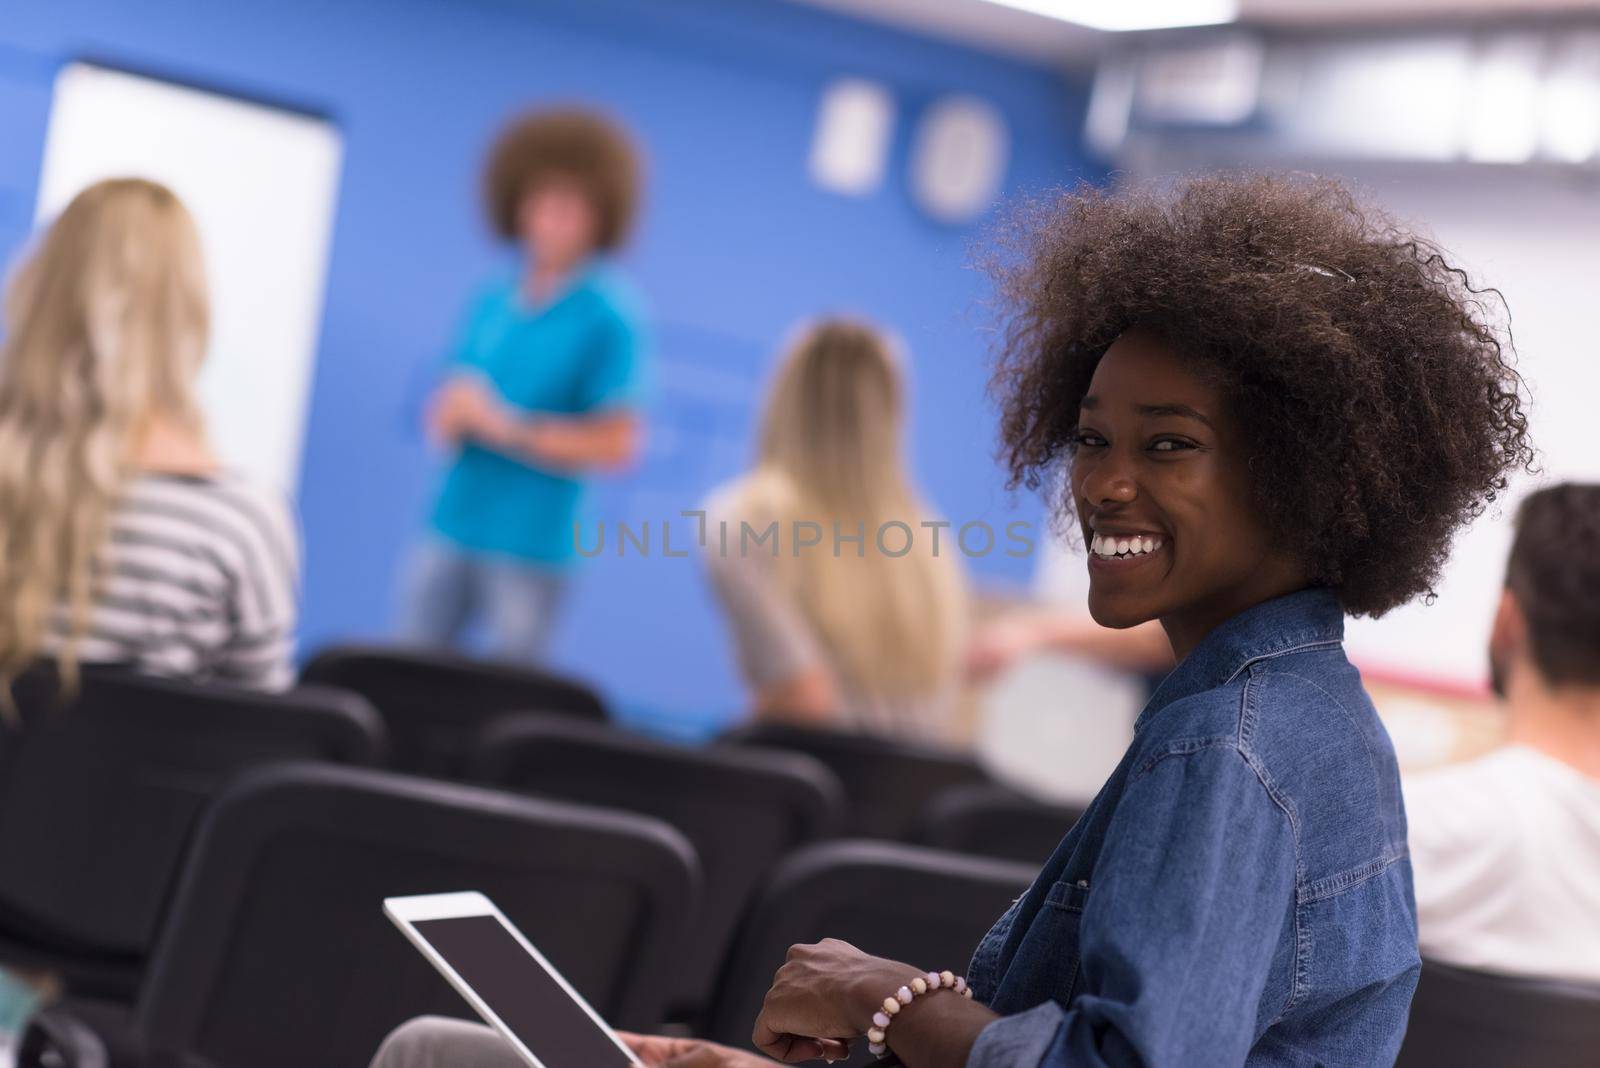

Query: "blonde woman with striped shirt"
<box><xmin>0</xmin><ymin>178</ymin><xmax>297</xmax><ymax>696</ymax></box>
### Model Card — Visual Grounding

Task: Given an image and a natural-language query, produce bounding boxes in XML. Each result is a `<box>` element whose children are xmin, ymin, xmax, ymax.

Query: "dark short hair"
<box><xmin>482</xmin><ymin>107</ymin><xmax>641</xmax><ymax>251</ymax></box>
<box><xmin>1506</xmin><ymin>483</ymin><xmax>1600</xmax><ymax>687</ymax></box>
<box><xmin>989</xmin><ymin>173</ymin><xmax>1535</xmax><ymax>618</ymax></box>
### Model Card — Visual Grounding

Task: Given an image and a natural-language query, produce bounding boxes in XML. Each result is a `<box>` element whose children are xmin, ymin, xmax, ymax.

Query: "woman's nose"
<box><xmin>1080</xmin><ymin>457</ymin><xmax>1137</xmax><ymax>505</ymax></box>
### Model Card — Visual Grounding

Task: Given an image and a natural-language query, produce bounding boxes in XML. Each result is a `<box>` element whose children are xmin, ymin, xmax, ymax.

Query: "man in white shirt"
<box><xmin>1404</xmin><ymin>483</ymin><xmax>1600</xmax><ymax>985</ymax></box>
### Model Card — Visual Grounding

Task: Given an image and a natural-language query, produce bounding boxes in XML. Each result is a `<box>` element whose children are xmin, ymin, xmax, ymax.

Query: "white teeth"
<box><xmin>1092</xmin><ymin>532</ymin><xmax>1166</xmax><ymax>557</ymax></box>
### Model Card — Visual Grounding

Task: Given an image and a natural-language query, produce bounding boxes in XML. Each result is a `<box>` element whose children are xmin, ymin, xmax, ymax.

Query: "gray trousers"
<box><xmin>370</xmin><ymin>1017</ymin><xmax>525</xmax><ymax>1068</ymax></box>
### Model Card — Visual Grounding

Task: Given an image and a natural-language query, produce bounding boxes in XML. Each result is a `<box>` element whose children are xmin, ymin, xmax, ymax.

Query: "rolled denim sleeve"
<box><xmin>968</xmin><ymin>742</ymin><xmax>1297</xmax><ymax>1068</ymax></box>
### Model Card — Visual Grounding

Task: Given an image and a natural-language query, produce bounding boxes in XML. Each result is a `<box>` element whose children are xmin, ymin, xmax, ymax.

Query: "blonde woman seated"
<box><xmin>0</xmin><ymin>179</ymin><xmax>297</xmax><ymax>696</ymax></box>
<box><xmin>701</xmin><ymin>319</ymin><xmax>968</xmax><ymax>743</ymax></box>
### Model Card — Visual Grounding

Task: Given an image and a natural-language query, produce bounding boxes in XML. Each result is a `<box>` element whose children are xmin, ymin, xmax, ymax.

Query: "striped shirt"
<box><xmin>41</xmin><ymin>471</ymin><xmax>299</xmax><ymax>690</ymax></box>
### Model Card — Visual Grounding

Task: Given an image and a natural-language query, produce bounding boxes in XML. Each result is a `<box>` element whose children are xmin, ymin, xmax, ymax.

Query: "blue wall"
<box><xmin>0</xmin><ymin>0</ymin><xmax>1098</xmax><ymax>736</ymax></box>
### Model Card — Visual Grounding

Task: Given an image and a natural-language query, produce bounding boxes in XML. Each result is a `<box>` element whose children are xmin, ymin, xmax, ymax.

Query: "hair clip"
<box><xmin>1292</xmin><ymin>262</ymin><xmax>1355</xmax><ymax>283</ymax></box>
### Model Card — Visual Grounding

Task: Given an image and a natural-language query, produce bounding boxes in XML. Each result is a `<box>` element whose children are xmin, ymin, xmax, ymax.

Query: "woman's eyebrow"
<box><xmin>1137</xmin><ymin>402</ymin><xmax>1214</xmax><ymax>428</ymax></box>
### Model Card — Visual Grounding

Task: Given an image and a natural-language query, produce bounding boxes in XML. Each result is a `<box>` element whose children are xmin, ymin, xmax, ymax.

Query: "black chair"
<box><xmin>300</xmin><ymin>644</ymin><xmax>606</xmax><ymax>777</ymax></box>
<box><xmin>719</xmin><ymin>722</ymin><xmax>993</xmax><ymax>839</ymax></box>
<box><xmin>1394</xmin><ymin>959</ymin><xmax>1600</xmax><ymax>1068</ymax></box>
<box><xmin>705</xmin><ymin>840</ymin><xmax>1035</xmax><ymax>1064</ymax></box>
<box><xmin>913</xmin><ymin>783</ymin><xmax>1087</xmax><ymax>865</ymax></box>
<box><xmin>18</xmin><ymin>1006</ymin><xmax>109</xmax><ymax>1068</ymax></box>
<box><xmin>0</xmin><ymin>665</ymin><xmax>384</xmax><ymax>1000</ymax></box>
<box><xmin>470</xmin><ymin>715</ymin><xmax>846</xmax><ymax>1019</ymax></box>
<box><xmin>118</xmin><ymin>763</ymin><xmax>698</xmax><ymax>1068</ymax></box>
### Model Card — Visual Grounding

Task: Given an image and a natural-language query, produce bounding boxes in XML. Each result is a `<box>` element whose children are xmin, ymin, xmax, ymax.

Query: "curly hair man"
<box><xmin>400</xmin><ymin>107</ymin><xmax>648</xmax><ymax>662</ymax></box>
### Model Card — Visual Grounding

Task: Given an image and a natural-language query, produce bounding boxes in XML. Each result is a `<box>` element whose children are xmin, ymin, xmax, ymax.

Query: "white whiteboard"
<box><xmin>34</xmin><ymin>62</ymin><xmax>343</xmax><ymax>495</ymax></box>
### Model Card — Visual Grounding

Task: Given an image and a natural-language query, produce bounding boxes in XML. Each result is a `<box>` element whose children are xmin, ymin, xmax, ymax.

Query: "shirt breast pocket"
<box><xmin>1013</xmin><ymin>878</ymin><xmax>1091</xmax><ymax>1007</ymax></box>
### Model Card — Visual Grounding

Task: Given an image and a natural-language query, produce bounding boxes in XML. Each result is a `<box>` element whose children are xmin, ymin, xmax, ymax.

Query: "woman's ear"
<box><xmin>1487</xmin><ymin>587</ymin><xmax>1526</xmax><ymax>698</ymax></box>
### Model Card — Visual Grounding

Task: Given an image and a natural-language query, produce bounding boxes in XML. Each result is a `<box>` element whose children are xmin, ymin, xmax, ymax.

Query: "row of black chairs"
<box><xmin>28</xmin><ymin>756</ymin><xmax>1600</xmax><ymax>1068</ymax></box>
<box><xmin>299</xmin><ymin>644</ymin><xmax>606</xmax><ymax>776</ymax></box>
<box><xmin>298</xmin><ymin>643</ymin><xmax>1094</xmax><ymax>985</ymax></box>
<box><xmin>261</xmin><ymin>649</ymin><xmax>1600</xmax><ymax>1068</ymax></box>
<box><xmin>303</xmin><ymin>645</ymin><xmax>1092</xmax><ymax>852</ymax></box>
<box><xmin>28</xmin><ymin>763</ymin><xmax>1027</xmax><ymax>1068</ymax></box>
<box><xmin>0</xmin><ymin>663</ymin><xmax>1081</xmax><ymax>1018</ymax></box>
<box><xmin>300</xmin><ymin>645</ymin><xmax>1077</xmax><ymax>842</ymax></box>
<box><xmin>6</xmin><ymin>654</ymin><xmax>1596</xmax><ymax>1066</ymax></box>
<box><xmin>0</xmin><ymin>665</ymin><xmax>384</xmax><ymax>999</ymax></box>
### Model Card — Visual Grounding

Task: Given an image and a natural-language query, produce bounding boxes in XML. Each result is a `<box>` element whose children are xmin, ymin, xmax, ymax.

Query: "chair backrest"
<box><xmin>300</xmin><ymin>644</ymin><xmax>606</xmax><ymax>776</ymax></box>
<box><xmin>0</xmin><ymin>665</ymin><xmax>384</xmax><ymax>956</ymax></box>
<box><xmin>134</xmin><ymin>763</ymin><xmax>699</xmax><ymax>1068</ymax></box>
<box><xmin>705</xmin><ymin>840</ymin><xmax>1035</xmax><ymax>1061</ymax></box>
<box><xmin>20</xmin><ymin>1006</ymin><xmax>109</xmax><ymax>1068</ymax></box>
<box><xmin>470</xmin><ymin>715</ymin><xmax>846</xmax><ymax>1017</ymax></box>
<box><xmin>1394</xmin><ymin>959</ymin><xmax>1600</xmax><ymax>1068</ymax></box>
<box><xmin>718</xmin><ymin>722</ymin><xmax>992</xmax><ymax>839</ymax></box>
<box><xmin>913</xmin><ymin>783</ymin><xmax>1086</xmax><ymax>866</ymax></box>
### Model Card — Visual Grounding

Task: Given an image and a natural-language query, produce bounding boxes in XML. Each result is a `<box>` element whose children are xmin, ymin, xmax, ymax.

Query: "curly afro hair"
<box><xmin>990</xmin><ymin>173</ymin><xmax>1534</xmax><ymax>618</ymax></box>
<box><xmin>483</xmin><ymin>107</ymin><xmax>641</xmax><ymax>251</ymax></box>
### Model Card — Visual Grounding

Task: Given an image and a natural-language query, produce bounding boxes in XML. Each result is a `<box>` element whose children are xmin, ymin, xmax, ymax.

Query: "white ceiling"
<box><xmin>792</xmin><ymin>0</ymin><xmax>1600</xmax><ymax>66</ymax></box>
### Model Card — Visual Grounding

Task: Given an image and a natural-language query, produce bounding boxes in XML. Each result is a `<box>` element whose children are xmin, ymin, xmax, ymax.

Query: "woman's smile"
<box><xmin>1081</xmin><ymin>524</ymin><xmax>1171</xmax><ymax>578</ymax></box>
<box><xmin>1086</xmin><ymin>528</ymin><xmax>1170</xmax><ymax>575</ymax></box>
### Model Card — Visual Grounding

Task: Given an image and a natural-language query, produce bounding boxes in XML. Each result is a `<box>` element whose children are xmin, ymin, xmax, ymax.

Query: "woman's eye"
<box><xmin>1150</xmin><ymin>438</ymin><xmax>1195</xmax><ymax>453</ymax></box>
<box><xmin>1073</xmin><ymin>431</ymin><xmax>1107</xmax><ymax>448</ymax></box>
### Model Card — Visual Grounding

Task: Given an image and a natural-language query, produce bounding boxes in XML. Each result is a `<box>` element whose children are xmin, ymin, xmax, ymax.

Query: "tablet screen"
<box><xmin>412</xmin><ymin>915</ymin><xmax>635</xmax><ymax>1067</ymax></box>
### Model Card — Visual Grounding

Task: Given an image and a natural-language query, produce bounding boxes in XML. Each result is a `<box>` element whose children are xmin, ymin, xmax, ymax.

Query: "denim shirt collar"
<box><xmin>1136</xmin><ymin>587</ymin><xmax>1346</xmax><ymax>733</ymax></box>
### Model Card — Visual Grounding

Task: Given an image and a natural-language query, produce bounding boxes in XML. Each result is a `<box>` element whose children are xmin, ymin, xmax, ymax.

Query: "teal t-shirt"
<box><xmin>429</xmin><ymin>266</ymin><xmax>646</xmax><ymax>566</ymax></box>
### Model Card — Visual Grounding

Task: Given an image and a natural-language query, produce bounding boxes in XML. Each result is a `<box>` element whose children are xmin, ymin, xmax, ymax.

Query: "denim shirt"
<box><xmin>966</xmin><ymin>589</ymin><xmax>1419</xmax><ymax>1067</ymax></box>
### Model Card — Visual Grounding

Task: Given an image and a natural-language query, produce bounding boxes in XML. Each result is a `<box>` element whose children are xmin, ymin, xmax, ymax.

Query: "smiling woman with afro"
<box><xmin>992</xmin><ymin>173</ymin><xmax>1534</xmax><ymax>618</ymax></box>
<box><xmin>365</xmin><ymin>175</ymin><xmax>1540</xmax><ymax>1068</ymax></box>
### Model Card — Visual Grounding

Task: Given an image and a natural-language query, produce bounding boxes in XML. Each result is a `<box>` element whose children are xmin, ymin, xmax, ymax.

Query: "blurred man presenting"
<box><xmin>401</xmin><ymin>108</ymin><xmax>648</xmax><ymax>663</ymax></box>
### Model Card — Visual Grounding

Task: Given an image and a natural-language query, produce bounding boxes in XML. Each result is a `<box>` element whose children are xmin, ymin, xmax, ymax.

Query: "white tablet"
<box><xmin>384</xmin><ymin>891</ymin><xmax>642</xmax><ymax>1068</ymax></box>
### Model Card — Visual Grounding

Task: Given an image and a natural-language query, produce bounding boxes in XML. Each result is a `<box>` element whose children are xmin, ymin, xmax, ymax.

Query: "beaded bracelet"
<box><xmin>866</xmin><ymin>969</ymin><xmax>972</xmax><ymax>1058</ymax></box>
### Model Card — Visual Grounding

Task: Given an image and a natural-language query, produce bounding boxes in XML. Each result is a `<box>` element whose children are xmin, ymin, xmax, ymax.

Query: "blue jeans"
<box><xmin>398</xmin><ymin>541</ymin><xmax>568</xmax><ymax>665</ymax></box>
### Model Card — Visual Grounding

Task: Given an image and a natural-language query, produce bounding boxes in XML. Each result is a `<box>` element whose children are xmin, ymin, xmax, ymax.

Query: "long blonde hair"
<box><xmin>0</xmin><ymin>178</ymin><xmax>209</xmax><ymax>695</ymax></box>
<box><xmin>730</xmin><ymin>319</ymin><xmax>968</xmax><ymax>708</ymax></box>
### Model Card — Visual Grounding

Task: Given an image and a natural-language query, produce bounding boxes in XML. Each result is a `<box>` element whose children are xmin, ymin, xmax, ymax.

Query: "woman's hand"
<box><xmin>752</xmin><ymin>939</ymin><xmax>924</xmax><ymax>1063</ymax></box>
<box><xmin>619</xmin><ymin>1033</ymin><xmax>779</xmax><ymax>1067</ymax></box>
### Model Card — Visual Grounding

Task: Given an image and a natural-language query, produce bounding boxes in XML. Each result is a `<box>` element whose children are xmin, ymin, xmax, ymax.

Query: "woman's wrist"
<box><xmin>849</xmin><ymin>961</ymin><xmax>928</xmax><ymax>1025</ymax></box>
<box><xmin>851</xmin><ymin>965</ymin><xmax>987</xmax><ymax>1062</ymax></box>
<box><xmin>878</xmin><ymin>989</ymin><xmax>997</xmax><ymax>1068</ymax></box>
